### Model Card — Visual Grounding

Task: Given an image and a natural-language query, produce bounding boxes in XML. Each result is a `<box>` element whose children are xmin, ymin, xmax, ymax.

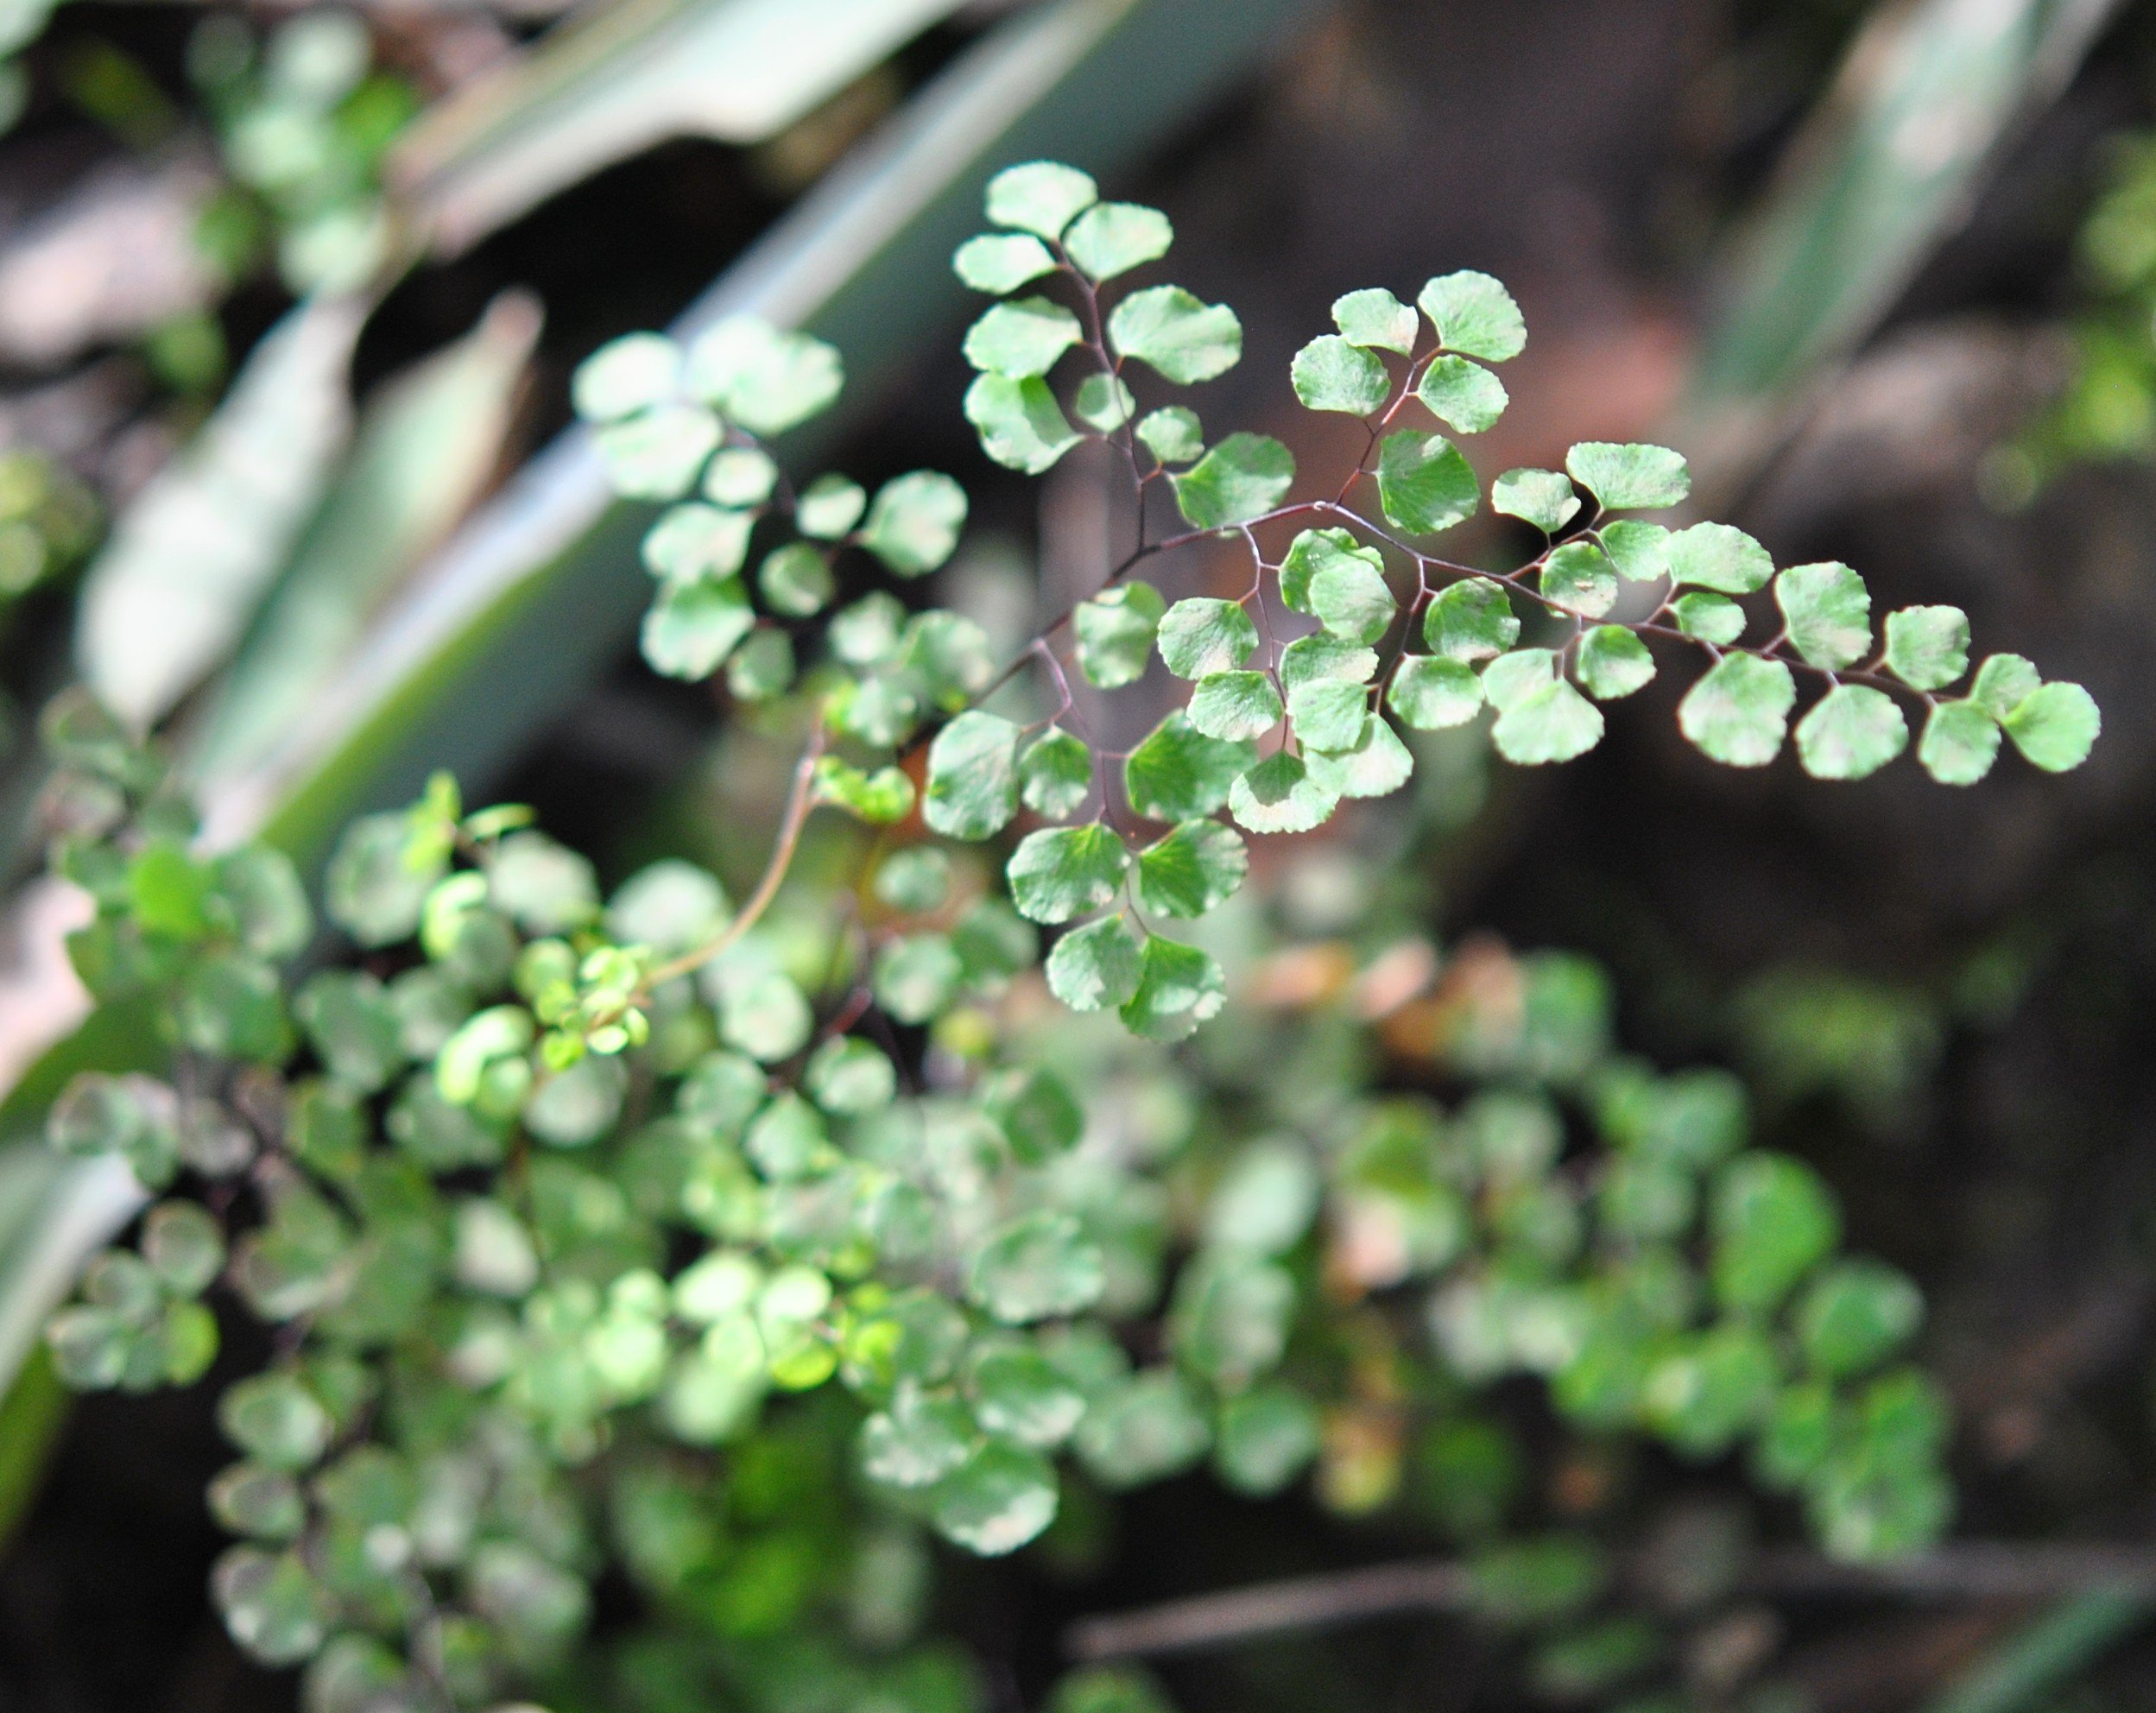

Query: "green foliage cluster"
<box><xmin>33</xmin><ymin>161</ymin><xmax>2097</xmax><ymax>1712</ymax></box>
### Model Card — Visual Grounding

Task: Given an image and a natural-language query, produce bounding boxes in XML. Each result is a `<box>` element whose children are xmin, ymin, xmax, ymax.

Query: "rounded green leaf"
<box><xmin>1074</xmin><ymin>579</ymin><xmax>1166</xmax><ymax>688</ymax></box>
<box><xmin>1426</xmin><ymin>575</ymin><xmax>1519</xmax><ymax>661</ymax></box>
<box><xmin>1666</xmin><ymin>521</ymin><xmax>1773</xmax><ymax>594</ymax></box>
<box><xmin>1538</xmin><ymin>541</ymin><xmax>1617</xmax><ymax>619</ymax></box>
<box><xmin>1286</xmin><ymin>676</ymin><xmax>1371</xmax><ymax>751</ymax></box>
<box><xmin>1216</xmin><ymin>1385</ymin><xmax>1321</xmax><ymax>1496</ymax></box>
<box><xmin>969</xmin><ymin>1343</ymin><xmax>1085</xmax><ymax>1448</ymax></box>
<box><xmin>924</xmin><ymin>711</ymin><xmax>1021</xmax><ymax>841</ymax></box>
<box><xmin>1074</xmin><ymin>372</ymin><xmax>1136</xmax><ymax>431</ymax></box>
<box><xmin>953</xmin><ymin>231</ymin><xmax>1057</xmax><ymax>293</ymax></box>
<box><xmin>1797</xmin><ymin>1260</ymin><xmax>1922</xmax><ymax>1377</ymax></box>
<box><xmin>1064</xmin><ymin>201</ymin><xmax>1173</xmax><ymax>281</ymax></box>
<box><xmin>1136</xmin><ymin>406</ymin><xmax>1204</xmax><ymax>465</ymax></box>
<box><xmin>1565</xmin><ymin>442</ymin><xmax>1689</xmax><ymax>510</ymax></box>
<box><xmin>1795</xmin><ymin>685</ymin><xmax>1907</xmax><ymax>781</ymax></box>
<box><xmin>1303</xmin><ymin>717</ymin><xmax>1414</xmax><ymax>800</ymax></box>
<box><xmin>964</xmin><ymin>374</ymin><xmax>1078</xmax><ymax>473</ymax></box>
<box><xmin>703</xmin><ymin>445</ymin><xmax>778</xmax><ymax>506</ymax></box>
<box><xmin>1075</xmin><ymin>1368</ymin><xmax>1211</xmax><ymax>1487</ymax></box>
<box><xmin>641</xmin><ymin>503</ymin><xmax>752</xmax><ymax>585</ymax></box>
<box><xmin>1187</xmin><ymin>669</ymin><xmax>1283</xmax><ymax>742</ymax></box>
<box><xmin>219</xmin><ymin>1373</ymin><xmax>332</xmax><ymax>1470</ymax></box>
<box><xmin>1292</xmin><ymin>334</ymin><xmax>1389</xmax><ymax>414</ymax></box>
<box><xmin>1310</xmin><ymin>552</ymin><xmax>1398</xmax><ymax>644</ymax></box>
<box><xmin>963</xmin><ymin>296</ymin><xmax>1084</xmax><ymax>378</ymax></box>
<box><xmin>642</xmin><ymin>578</ymin><xmax>754</xmax><ymax>680</ymax></box>
<box><xmin>1600</xmin><ymin>518</ymin><xmax>1672</xmax><ymax>581</ymax></box>
<box><xmin>1389</xmin><ymin>654</ymin><xmax>1483</xmax><ymax>728</ymax></box>
<box><xmin>1494</xmin><ymin>678</ymin><xmax>1603</xmax><ymax>765</ymax></box>
<box><xmin>1679</xmin><ymin>654</ymin><xmax>1795</xmax><ymax>767</ymax></box>
<box><xmin>594</xmin><ymin>407</ymin><xmax>719</xmax><ymax>501</ymax></box>
<box><xmin>684</xmin><ymin>318</ymin><xmax>842</xmax><ymax>437</ymax></box>
<box><xmin>1575</xmin><ymin>627</ymin><xmax>1654</xmax><ymax>700</ymax></box>
<box><xmin>969</xmin><ymin>1210</ymin><xmax>1104</xmax><ymax>1323</ymax></box>
<box><xmin>1121</xmin><ymin>935</ymin><xmax>1227</xmax><ymax>1040</ymax></box>
<box><xmin>1157</xmin><ymin>597</ymin><xmax>1258</xmax><ymax>679</ymax></box>
<box><xmin>873</xmin><ymin>934</ymin><xmax>964</xmax><ymax>1024</ymax></box>
<box><xmin>1135</xmin><ymin>820</ymin><xmax>1248</xmax><ymax>918</ymax></box>
<box><xmin>1972</xmin><ymin>653</ymin><xmax>2040</xmax><ymax>719</ymax></box>
<box><xmin>1416</xmin><ymin>354</ymin><xmax>1507</xmax><ymax>433</ymax></box>
<box><xmin>1493</xmin><ymin>467</ymin><xmax>1579</xmax><ymax>533</ymax></box>
<box><xmin>1006</xmin><ymin>825</ymin><xmax>1129</xmax><ymax>924</ymax></box>
<box><xmin>572</xmin><ymin>332</ymin><xmax>680</xmax><ymax>422</ymax></box>
<box><xmin>1883</xmin><ymin>605</ymin><xmax>1970</xmax><ymax>691</ymax></box>
<box><xmin>861</xmin><ymin>1388</ymin><xmax>974</xmax><ymax>1489</ymax></box>
<box><xmin>1481</xmin><ymin>646</ymin><xmax>1555</xmax><ymax>711</ymax></box>
<box><xmin>1376</xmin><ymin>430</ymin><xmax>1478</xmax><ymax>534</ymax></box>
<box><xmin>861</xmin><ymin>471</ymin><xmax>968</xmax><ymax>577</ymax></box>
<box><xmin>1280</xmin><ymin>632</ymin><xmax>1377</xmax><ymax>691</ymax></box>
<box><xmin>1228</xmin><ymin>750</ymin><xmax>1337</xmax><ymax>833</ymax></box>
<box><xmin>2001</xmin><ymin>680</ymin><xmax>2099</xmax><ymax>771</ymax></box>
<box><xmin>1918</xmin><ymin>699</ymin><xmax>2001</xmax><ymax>786</ymax></box>
<box><xmin>1672</xmin><ymin>591</ymin><xmax>1744</xmax><ymax>645</ymax></box>
<box><xmin>1172</xmin><ymin>432</ymin><xmax>1294</xmax><ymax>529</ymax></box>
<box><xmin>1046</xmin><ymin>913</ymin><xmax>1143</xmax><ymax>1011</ymax></box>
<box><xmin>805</xmin><ymin>1037</ymin><xmax>896</xmax><ymax>1115</ymax></box>
<box><xmin>1280</xmin><ymin>526</ymin><xmax>1381</xmax><ymax>614</ymax></box>
<box><xmin>1019</xmin><ymin>726</ymin><xmax>1094</xmax><ymax>819</ymax></box>
<box><xmin>1110</xmin><ymin>285</ymin><xmax>1242</xmax><ymax>383</ymax></box>
<box><xmin>933</xmin><ymin>1441</ymin><xmax>1058</xmax><ymax>1556</ymax></box>
<box><xmin>1775</xmin><ymin>560</ymin><xmax>1871</xmax><ymax>671</ymax></box>
<box><xmin>1710</xmin><ymin>1153</ymin><xmax>1840</xmax><ymax>1312</ymax></box>
<box><xmin>1332</xmin><ymin>287</ymin><xmax>1417</xmax><ymax>353</ymax></box>
<box><xmin>984</xmin><ymin>161</ymin><xmax>1098</xmax><ymax>238</ymax></box>
<box><xmin>1418</xmin><ymin>270</ymin><xmax>1526</xmax><ymax>362</ymax></box>
<box><xmin>1124</xmin><ymin>711</ymin><xmax>1255</xmax><ymax>820</ymax></box>
<box><xmin>872</xmin><ymin>846</ymin><xmax>951</xmax><ymax>913</ymax></box>
<box><xmin>758</xmin><ymin>542</ymin><xmax>833</xmax><ymax>616</ymax></box>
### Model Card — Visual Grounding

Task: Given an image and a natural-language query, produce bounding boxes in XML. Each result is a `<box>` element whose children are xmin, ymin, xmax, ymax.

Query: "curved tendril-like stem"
<box><xmin>638</xmin><ymin>722</ymin><xmax>830</xmax><ymax>994</ymax></box>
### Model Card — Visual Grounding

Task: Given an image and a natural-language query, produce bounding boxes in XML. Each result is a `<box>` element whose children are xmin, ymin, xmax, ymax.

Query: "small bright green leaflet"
<box><xmin>1287</xmin><ymin>678</ymin><xmax>1370</xmax><ymax>751</ymax></box>
<box><xmin>1157</xmin><ymin>597</ymin><xmax>1258</xmax><ymax>679</ymax></box>
<box><xmin>641</xmin><ymin>503</ymin><xmax>751</xmax><ymax>584</ymax></box>
<box><xmin>1279</xmin><ymin>633</ymin><xmax>1376</xmax><ymax>692</ymax></box>
<box><xmin>1973</xmin><ymin>653</ymin><xmax>2040</xmax><ymax>719</ymax></box>
<box><xmin>1228</xmin><ymin>750</ymin><xmax>1336</xmax><ymax>834</ymax></box>
<box><xmin>1416</xmin><ymin>355</ymin><xmax>1507</xmax><ymax>433</ymax></box>
<box><xmin>1389</xmin><ymin>654</ymin><xmax>1483</xmax><ymax>728</ymax></box>
<box><xmin>1304</xmin><ymin>717</ymin><xmax>1413</xmax><ymax>800</ymax></box>
<box><xmin>813</xmin><ymin>759</ymin><xmax>914</xmax><ymax>824</ymax></box>
<box><xmin>1018</xmin><ymin>728</ymin><xmax>1094</xmax><ymax>819</ymax></box>
<box><xmin>1883</xmin><ymin>606</ymin><xmax>1970</xmax><ymax>692</ymax></box>
<box><xmin>727</xmin><ymin>630</ymin><xmax>793</xmax><ymax>701</ymax></box>
<box><xmin>1187</xmin><ymin>670</ymin><xmax>1283</xmax><ymax>742</ymax></box>
<box><xmin>1331</xmin><ymin>287</ymin><xmax>1417</xmax><ymax>353</ymax></box>
<box><xmin>953</xmin><ymin>232</ymin><xmax>1057</xmax><ymax>294</ymax></box>
<box><xmin>1075</xmin><ymin>374</ymin><xmax>1136</xmax><ymax>431</ymax></box>
<box><xmin>1310</xmin><ymin>553</ymin><xmax>1397</xmax><ymax>645</ymax></box>
<box><xmin>758</xmin><ymin>543</ymin><xmax>831</xmax><ymax>617</ymax></box>
<box><xmin>1292</xmin><ymin>335</ymin><xmax>1389</xmax><ymax>414</ymax></box>
<box><xmin>641</xmin><ymin>579</ymin><xmax>753</xmax><ymax>680</ymax></box>
<box><xmin>874</xmin><ymin>935</ymin><xmax>963</xmax><ymax>1024</ymax></box>
<box><xmin>594</xmin><ymin>408</ymin><xmax>720</xmax><ymax>501</ymax></box>
<box><xmin>1418</xmin><ymin>270</ymin><xmax>1526</xmax><ymax>363</ymax></box>
<box><xmin>1121</xmin><ymin>936</ymin><xmax>1227</xmax><ymax>1041</ymax></box>
<box><xmin>685</xmin><ymin>319</ymin><xmax>842</xmax><ymax>438</ymax></box>
<box><xmin>1045</xmin><ymin>914</ymin><xmax>1142</xmax><ymax>1011</ymax></box>
<box><xmin>1601</xmin><ymin>519</ymin><xmax>1671</xmax><ymax>582</ymax></box>
<box><xmin>1538</xmin><ymin>542</ymin><xmax>1616</xmax><ymax>619</ymax></box>
<box><xmin>1918</xmin><ymin>700</ymin><xmax>2001</xmax><ymax>785</ymax></box>
<box><xmin>572</xmin><ymin>332</ymin><xmax>680</xmax><ymax>421</ymax></box>
<box><xmin>969</xmin><ymin>1344</ymin><xmax>1084</xmax><ymax>1446</ymax></box>
<box><xmin>1110</xmin><ymin>285</ymin><xmax>1242</xmax><ymax>384</ymax></box>
<box><xmin>860</xmin><ymin>472</ymin><xmax>967</xmax><ymax>578</ymax></box>
<box><xmin>1006</xmin><ymin>825</ymin><xmax>1129</xmax><ymax>925</ymax></box>
<box><xmin>1137</xmin><ymin>407</ymin><xmax>1204</xmax><ymax>465</ymax></box>
<box><xmin>1776</xmin><ymin>561</ymin><xmax>1870</xmax><ymax>671</ymax></box>
<box><xmin>1711</xmin><ymin>1154</ymin><xmax>1840</xmax><ymax>1313</ymax></box>
<box><xmin>1280</xmin><ymin>528</ymin><xmax>1379</xmax><ymax>614</ymax></box>
<box><xmin>933</xmin><ymin>1443</ymin><xmax>1059</xmax><ymax>1557</ymax></box>
<box><xmin>1494</xmin><ymin>468</ymin><xmax>1579</xmax><ymax>533</ymax></box>
<box><xmin>1376</xmin><ymin>432</ymin><xmax>1478</xmax><ymax>534</ymax></box>
<box><xmin>969</xmin><ymin>1210</ymin><xmax>1104</xmax><ymax>1324</ymax></box>
<box><xmin>1565</xmin><ymin>442</ymin><xmax>1689</xmax><ymax>510</ymax></box>
<box><xmin>1173</xmin><ymin>433</ymin><xmax>1294</xmax><ymax>529</ymax></box>
<box><xmin>983</xmin><ymin>161</ymin><xmax>1098</xmax><ymax>240</ymax></box>
<box><xmin>1795</xmin><ymin>686</ymin><xmax>1907</xmax><ymax>781</ymax></box>
<box><xmin>1798</xmin><ymin>1261</ymin><xmax>1922</xmax><ymax>1377</ymax></box>
<box><xmin>1217</xmin><ymin>1386</ymin><xmax>1322</xmax><ymax>1495</ymax></box>
<box><xmin>1426</xmin><ymin>577</ymin><xmax>1519</xmax><ymax>661</ymax></box>
<box><xmin>795</xmin><ymin>474</ymin><xmax>864</xmax><ymax>539</ymax></box>
<box><xmin>1672</xmin><ymin>591</ymin><xmax>1744</xmax><ymax>645</ymax></box>
<box><xmin>1575</xmin><ymin>627</ymin><xmax>1654</xmax><ymax>700</ymax></box>
<box><xmin>1124</xmin><ymin>711</ymin><xmax>1254</xmax><ymax>820</ymax></box>
<box><xmin>704</xmin><ymin>446</ymin><xmax>777</xmax><ymax>506</ymax></box>
<box><xmin>1667</xmin><ymin>522</ymin><xmax>1773</xmax><ymax>594</ymax></box>
<box><xmin>924</xmin><ymin>712</ymin><xmax>1021</xmax><ymax>841</ymax></box>
<box><xmin>1679</xmin><ymin>654</ymin><xmax>1795</xmax><ymax>767</ymax></box>
<box><xmin>963</xmin><ymin>297</ymin><xmax>1084</xmax><ymax>378</ymax></box>
<box><xmin>1074</xmin><ymin>581</ymin><xmax>1166</xmax><ymax>689</ymax></box>
<box><xmin>1064</xmin><ymin>201</ymin><xmax>1173</xmax><ymax>281</ymax></box>
<box><xmin>1135</xmin><ymin>821</ymin><xmax>1248</xmax><ymax>919</ymax></box>
<box><xmin>964</xmin><ymin>375</ymin><xmax>1078</xmax><ymax>474</ymax></box>
<box><xmin>1494</xmin><ymin>677</ymin><xmax>1603</xmax><ymax>766</ymax></box>
<box><xmin>2002</xmin><ymin>681</ymin><xmax>2100</xmax><ymax>771</ymax></box>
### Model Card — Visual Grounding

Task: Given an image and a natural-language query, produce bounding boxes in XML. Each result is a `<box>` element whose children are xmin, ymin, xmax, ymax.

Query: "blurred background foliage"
<box><xmin>1</xmin><ymin>0</ymin><xmax>2155</xmax><ymax>1710</ymax></box>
